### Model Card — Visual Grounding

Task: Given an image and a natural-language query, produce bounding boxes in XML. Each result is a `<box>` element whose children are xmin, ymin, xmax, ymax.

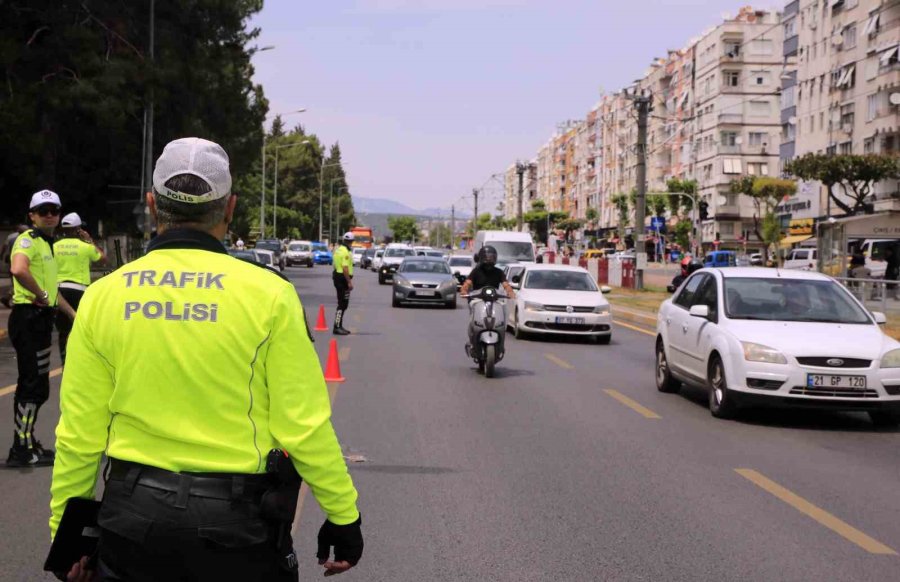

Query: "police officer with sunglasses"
<box><xmin>7</xmin><ymin>190</ymin><xmax>75</xmax><ymax>467</ymax></box>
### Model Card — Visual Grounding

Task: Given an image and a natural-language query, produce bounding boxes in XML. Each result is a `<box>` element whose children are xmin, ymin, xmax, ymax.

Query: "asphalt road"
<box><xmin>1</xmin><ymin>265</ymin><xmax>899</xmax><ymax>581</ymax></box>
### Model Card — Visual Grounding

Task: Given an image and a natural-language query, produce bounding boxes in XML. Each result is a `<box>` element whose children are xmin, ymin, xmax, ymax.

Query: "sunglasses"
<box><xmin>34</xmin><ymin>206</ymin><xmax>61</xmax><ymax>217</ymax></box>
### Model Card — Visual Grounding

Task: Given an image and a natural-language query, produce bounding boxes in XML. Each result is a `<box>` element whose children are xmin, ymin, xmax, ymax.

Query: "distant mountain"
<box><xmin>352</xmin><ymin>196</ymin><xmax>472</xmax><ymax>218</ymax></box>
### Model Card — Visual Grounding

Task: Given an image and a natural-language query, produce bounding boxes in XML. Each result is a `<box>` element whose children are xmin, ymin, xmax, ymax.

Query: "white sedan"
<box><xmin>655</xmin><ymin>267</ymin><xmax>900</xmax><ymax>426</ymax></box>
<box><xmin>507</xmin><ymin>264</ymin><xmax>612</xmax><ymax>344</ymax></box>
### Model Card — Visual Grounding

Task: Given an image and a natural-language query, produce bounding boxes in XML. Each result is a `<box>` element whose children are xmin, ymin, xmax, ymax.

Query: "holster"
<box><xmin>260</xmin><ymin>449</ymin><xmax>302</xmax><ymax>572</ymax></box>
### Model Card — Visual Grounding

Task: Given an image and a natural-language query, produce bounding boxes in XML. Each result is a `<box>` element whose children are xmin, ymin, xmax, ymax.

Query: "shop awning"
<box><xmin>779</xmin><ymin>234</ymin><xmax>812</xmax><ymax>248</ymax></box>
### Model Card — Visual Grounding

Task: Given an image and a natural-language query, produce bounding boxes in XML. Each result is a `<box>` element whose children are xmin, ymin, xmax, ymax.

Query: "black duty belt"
<box><xmin>108</xmin><ymin>458</ymin><xmax>273</xmax><ymax>508</ymax></box>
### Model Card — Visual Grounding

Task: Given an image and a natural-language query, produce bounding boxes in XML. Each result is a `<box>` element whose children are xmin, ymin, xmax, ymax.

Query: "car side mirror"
<box><xmin>689</xmin><ymin>305</ymin><xmax>710</xmax><ymax>319</ymax></box>
<box><xmin>872</xmin><ymin>311</ymin><xmax>887</xmax><ymax>325</ymax></box>
<box><xmin>600</xmin><ymin>286</ymin><xmax>612</xmax><ymax>294</ymax></box>
<box><xmin>666</xmin><ymin>284</ymin><xmax>676</xmax><ymax>293</ymax></box>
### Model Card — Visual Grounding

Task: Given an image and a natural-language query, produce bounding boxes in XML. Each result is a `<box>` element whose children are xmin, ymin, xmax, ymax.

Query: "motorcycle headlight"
<box><xmin>524</xmin><ymin>301</ymin><xmax>545</xmax><ymax>312</ymax></box>
<box><xmin>593</xmin><ymin>304</ymin><xmax>610</xmax><ymax>314</ymax></box>
<box><xmin>881</xmin><ymin>349</ymin><xmax>900</xmax><ymax>369</ymax></box>
<box><xmin>741</xmin><ymin>342</ymin><xmax>787</xmax><ymax>365</ymax></box>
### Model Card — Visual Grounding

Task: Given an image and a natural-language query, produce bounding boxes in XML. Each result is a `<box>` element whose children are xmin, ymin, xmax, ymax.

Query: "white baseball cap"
<box><xmin>61</xmin><ymin>212</ymin><xmax>83</xmax><ymax>227</ymax></box>
<box><xmin>29</xmin><ymin>190</ymin><xmax>61</xmax><ymax>209</ymax></box>
<box><xmin>152</xmin><ymin>137</ymin><xmax>232</xmax><ymax>204</ymax></box>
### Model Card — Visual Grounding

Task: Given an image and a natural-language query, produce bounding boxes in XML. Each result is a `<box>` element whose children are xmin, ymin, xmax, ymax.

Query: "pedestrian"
<box><xmin>885</xmin><ymin>246</ymin><xmax>899</xmax><ymax>300</ymax></box>
<box><xmin>49</xmin><ymin>138</ymin><xmax>363</xmax><ymax>581</ymax></box>
<box><xmin>235</xmin><ymin>236</ymin><xmax>245</xmax><ymax>249</ymax></box>
<box><xmin>7</xmin><ymin>191</ymin><xmax>76</xmax><ymax>467</ymax></box>
<box><xmin>1</xmin><ymin>224</ymin><xmax>29</xmax><ymax>308</ymax></box>
<box><xmin>332</xmin><ymin>232</ymin><xmax>354</xmax><ymax>335</ymax></box>
<box><xmin>53</xmin><ymin>213</ymin><xmax>106</xmax><ymax>364</ymax></box>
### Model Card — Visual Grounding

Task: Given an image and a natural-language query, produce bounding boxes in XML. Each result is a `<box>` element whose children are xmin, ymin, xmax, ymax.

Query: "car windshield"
<box><xmin>229</xmin><ymin>250</ymin><xmax>258</xmax><ymax>261</ymax></box>
<box><xmin>449</xmin><ymin>257</ymin><xmax>473</xmax><ymax>266</ymax></box>
<box><xmin>400</xmin><ymin>261</ymin><xmax>451</xmax><ymax>274</ymax></box>
<box><xmin>490</xmin><ymin>241</ymin><xmax>534</xmax><ymax>262</ymax></box>
<box><xmin>313</xmin><ymin>244</ymin><xmax>328</xmax><ymax>252</ymax></box>
<box><xmin>724</xmin><ymin>277</ymin><xmax>871</xmax><ymax>324</ymax></box>
<box><xmin>255</xmin><ymin>241</ymin><xmax>280</xmax><ymax>252</ymax></box>
<box><xmin>288</xmin><ymin>244</ymin><xmax>309</xmax><ymax>252</ymax></box>
<box><xmin>425</xmin><ymin>251</ymin><xmax>444</xmax><ymax>257</ymax></box>
<box><xmin>524</xmin><ymin>270</ymin><xmax>598</xmax><ymax>291</ymax></box>
<box><xmin>386</xmin><ymin>248</ymin><xmax>414</xmax><ymax>257</ymax></box>
<box><xmin>255</xmin><ymin>253</ymin><xmax>273</xmax><ymax>265</ymax></box>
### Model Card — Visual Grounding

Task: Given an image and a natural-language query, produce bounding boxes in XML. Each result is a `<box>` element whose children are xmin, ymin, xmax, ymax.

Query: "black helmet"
<box><xmin>478</xmin><ymin>245</ymin><xmax>498</xmax><ymax>267</ymax></box>
<box><xmin>686</xmin><ymin>259</ymin><xmax>704</xmax><ymax>275</ymax></box>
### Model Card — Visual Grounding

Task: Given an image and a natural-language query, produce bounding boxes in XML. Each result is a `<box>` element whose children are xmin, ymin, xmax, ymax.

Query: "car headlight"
<box><xmin>593</xmin><ymin>304</ymin><xmax>610</xmax><ymax>314</ymax></box>
<box><xmin>881</xmin><ymin>349</ymin><xmax>900</xmax><ymax>369</ymax></box>
<box><xmin>524</xmin><ymin>301</ymin><xmax>545</xmax><ymax>312</ymax></box>
<box><xmin>741</xmin><ymin>342</ymin><xmax>787</xmax><ymax>364</ymax></box>
<box><xmin>394</xmin><ymin>276</ymin><xmax>412</xmax><ymax>287</ymax></box>
<box><xmin>439</xmin><ymin>279</ymin><xmax>455</xmax><ymax>289</ymax></box>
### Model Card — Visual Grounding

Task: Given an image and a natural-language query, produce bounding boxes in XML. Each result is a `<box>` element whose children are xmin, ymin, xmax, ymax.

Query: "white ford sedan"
<box><xmin>655</xmin><ymin>268</ymin><xmax>900</xmax><ymax>426</ymax></box>
<box><xmin>507</xmin><ymin>264</ymin><xmax>612</xmax><ymax>343</ymax></box>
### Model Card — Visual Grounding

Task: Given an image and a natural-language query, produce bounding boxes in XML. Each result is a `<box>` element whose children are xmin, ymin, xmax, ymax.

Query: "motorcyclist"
<box><xmin>671</xmin><ymin>258</ymin><xmax>704</xmax><ymax>289</ymax></box>
<box><xmin>459</xmin><ymin>245</ymin><xmax>517</xmax><ymax>299</ymax></box>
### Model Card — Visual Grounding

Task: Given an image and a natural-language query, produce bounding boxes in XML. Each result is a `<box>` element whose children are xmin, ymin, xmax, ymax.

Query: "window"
<box><xmin>749</xmin><ymin>39</ymin><xmax>774</xmax><ymax>55</ymax></box>
<box><xmin>866</xmin><ymin>56</ymin><xmax>880</xmax><ymax>81</ymax></box>
<box><xmin>820</xmin><ymin>112</ymin><xmax>825</xmax><ymax>130</ymax></box>
<box><xmin>843</xmin><ymin>24</ymin><xmax>857</xmax><ymax>49</ymax></box>
<box><xmin>781</xmin><ymin>85</ymin><xmax>796</xmax><ymax>109</ymax></box>
<box><xmin>724</xmin><ymin>71</ymin><xmax>740</xmax><ymax>87</ymax></box>
<box><xmin>864</xmin><ymin>138</ymin><xmax>875</xmax><ymax>154</ymax></box>
<box><xmin>748</xmin><ymin>132</ymin><xmax>766</xmax><ymax>146</ymax></box>
<box><xmin>674</xmin><ymin>274</ymin><xmax>706</xmax><ymax>309</ymax></box>
<box><xmin>867</xmin><ymin>94</ymin><xmax>878</xmax><ymax>121</ymax></box>
<box><xmin>785</xmin><ymin>18</ymin><xmax>797</xmax><ymax>38</ymax></box>
<box><xmin>839</xmin><ymin>141</ymin><xmax>852</xmax><ymax>154</ymax></box>
<box><xmin>864</xmin><ymin>12</ymin><xmax>881</xmax><ymax>36</ymax></box>
<box><xmin>747</xmin><ymin>162</ymin><xmax>769</xmax><ymax>176</ymax></box>
<box><xmin>721</xmin><ymin>223</ymin><xmax>735</xmax><ymax>235</ymax></box>
<box><xmin>880</xmin><ymin>45</ymin><xmax>899</xmax><ymax>68</ymax></box>
<box><xmin>753</xmin><ymin>71</ymin><xmax>770</xmax><ymax>86</ymax></box>
<box><xmin>724</xmin><ymin>193</ymin><xmax>738</xmax><ymax>206</ymax></box>
<box><xmin>721</xmin><ymin>131</ymin><xmax>738</xmax><ymax>146</ymax></box>
<box><xmin>723</xmin><ymin>159</ymin><xmax>743</xmax><ymax>174</ymax></box>
<box><xmin>749</xmin><ymin>100</ymin><xmax>771</xmax><ymax>116</ymax></box>
<box><xmin>840</xmin><ymin>103</ymin><xmax>855</xmax><ymax>129</ymax></box>
<box><xmin>724</xmin><ymin>40</ymin><xmax>742</xmax><ymax>58</ymax></box>
<box><xmin>693</xmin><ymin>276</ymin><xmax>719</xmax><ymax>321</ymax></box>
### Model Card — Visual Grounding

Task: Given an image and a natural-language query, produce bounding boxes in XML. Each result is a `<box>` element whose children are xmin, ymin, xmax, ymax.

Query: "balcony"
<box><xmin>719</xmin><ymin>113</ymin><xmax>744</xmax><ymax>125</ymax></box>
<box><xmin>783</xmin><ymin>34</ymin><xmax>799</xmax><ymax>58</ymax></box>
<box><xmin>717</xmin><ymin>144</ymin><xmax>741</xmax><ymax>155</ymax></box>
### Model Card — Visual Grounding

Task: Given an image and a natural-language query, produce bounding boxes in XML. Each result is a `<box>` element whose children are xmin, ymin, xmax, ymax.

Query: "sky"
<box><xmin>249</xmin><ymin>0</ymin><xmax>780</xmax><ymax>213</ymax></box>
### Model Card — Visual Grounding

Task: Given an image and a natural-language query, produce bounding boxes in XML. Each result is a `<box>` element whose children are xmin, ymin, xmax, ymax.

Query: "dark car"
<box><xmin>254</xmin><ymin>239</ymin><xmax>286</xmax><ymax>270</ymax></box>
<box><xmin>361</xmin><ymin>247</ymin><xmax>378</xmax><ymax>270</ymax></box>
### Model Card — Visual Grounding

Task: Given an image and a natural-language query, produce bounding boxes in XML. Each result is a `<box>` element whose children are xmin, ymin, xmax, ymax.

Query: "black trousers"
<box><xmin>96</xmin><ymin>462</ymin><xmax>298</xmax><ymax>582</ymax></box>
<box><xmin>333</xmin><ymin>272</ymin><xmax>350</xmax><ymax>312</ymax></box>
<box><xmin>9</xmin><ymin>304</ymin><xmax>54</xmax><ymax>405</ymax></box>
<box><xmin>55</xmin><ymin>287</ymin><xmax>84</xmax><ymax>364</ymax></box>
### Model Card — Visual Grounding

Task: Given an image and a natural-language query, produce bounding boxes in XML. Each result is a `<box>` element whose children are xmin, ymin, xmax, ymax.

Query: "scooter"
<box><xmin>463</xmin><ymin>286</ymin><xmax>508</xmax><ymax>378</ymax></box>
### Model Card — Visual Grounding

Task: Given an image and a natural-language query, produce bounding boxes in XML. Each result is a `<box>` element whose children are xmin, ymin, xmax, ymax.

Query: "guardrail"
<box><xmin>834</xmin><ymin>276</ymin><xmax>899</xmax><ymax>314</ymax></box>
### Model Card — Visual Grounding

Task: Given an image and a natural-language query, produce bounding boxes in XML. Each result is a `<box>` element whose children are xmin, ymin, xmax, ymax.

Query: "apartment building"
<box><xmin>502</xmin><ymin>161</ymin><xmax>538</xmax><ymax>222</ymax></box>
<box><xmin>781</xmin><ymin>0</ymin><xmax>900</xmax><ymax>216</ymax></box>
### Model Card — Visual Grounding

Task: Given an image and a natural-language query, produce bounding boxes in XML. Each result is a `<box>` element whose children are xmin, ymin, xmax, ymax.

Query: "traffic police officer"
<box><xmin>7</xmin><ymin>190</ymin><xmax>76</xmax><ymax>468</ymax></box>
<box><xmin>332</xmin><ymin>232</ymin><xmax>354</xmax><ymax>335</ymax></box>
<box><xmin>50</xmin><ymin>138</ymin><xmax>363</xmax><ymax>580</ymax></box>
<box><xmin>53</xmin><ymin>213</ymin><xmax>106</xmax><ymax>364</ymax></box>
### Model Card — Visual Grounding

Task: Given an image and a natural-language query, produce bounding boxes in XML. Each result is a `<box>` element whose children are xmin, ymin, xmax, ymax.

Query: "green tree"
<box><xmin>427</xmin><ymin>223</ymin><xmax>452</xmax><ymax>247</ymax></box>
<box><xmin>555</xmin><ymin>218</ymin><xmax>585</xmax><ymax>240</ymax></box>
<box><xmin>610</xmin><ymin>193</ymin><xmax>630</xmax><ymax>241</ymax></box>
<box><xmin>786</xmin><ymin>153</ymin><xmax>900</xmax><ymax>216</ymax></box>
<box><xmin>585</xmin><ymin>207</ymin><xmax>598</xmax><ymax>229</ymax></box>
<box><xmin>732</xmin><ymin>176</ymin><xmax>796</xmax><ymax>262</ymax></box>
<box><xmin>665</xmin><ymin>178</ymin><xmax>697</xmax><ymax>216</ymax></box>
<box><xmin>673</xmin><ymin>219</ymin><xmax>692</xmax><ymax>249</ymax></box>
<box><xmin>387</xmin><ymin>215</ymin><xmax>420</xmax><ymax>242</ymax></box>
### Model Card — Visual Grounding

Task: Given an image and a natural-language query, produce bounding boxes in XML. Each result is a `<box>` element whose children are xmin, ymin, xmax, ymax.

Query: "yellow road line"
<box><xmin>0</xmin><ymin>367</ymin><xmax>63</xmax><ymax>397</ymax></box>
<box><xmin>544</xmin><ymin>353</ymin><xmax>574</xmax><ymax>370</ymax></box>
<box><xmin>603</xmin><ymin>389</ymin><xmax>661</xmax><ymax>419</ymax></box>
<box><xmin>614</xmin><ymin>320</ymin><xmax>656</xmax><ymax>337</ymax></box>
<box><xmin>736</xmin><ymin>468</ymin><xmax>897</xmax><ymax>555</ymax></box>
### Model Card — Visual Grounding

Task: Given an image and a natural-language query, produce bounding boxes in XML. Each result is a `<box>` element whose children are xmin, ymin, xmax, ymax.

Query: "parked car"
<box><xmin>858</xmin><ymin>239</ymin><xmax>897</xmax><ymax>279</ymax></box>
<box><xmin>704</xmin><ymin>250</ymin><xmax>737</xmax><ymax>268</ymax></box>
<box><xmin>783</xmin><ymin>248</ymin><xmax>817</xmax><ymax>271</ymax></box>
<box><xmin>655</xmin><ymin>267</ymin><xmax>900</xmax><ymax>426</ymax></box>
<box><xmin>312</xmin><ymin>242</ymin><xmax>333</xmax><ymax>265</ymax></box>
<box><xmin>749</xmin><ymin>253</ymin><xmax>763</xmax><ymax>266</ymax></box>
<box><xmin>227</xmin><ymin>249</ymin><xmax>265</xmax><ymax>266</ymax></box>
<box><xmin>361</xmin><ymin>247</ymin><xmax>378</xmax><ymax>270</ymax></box>
<box><xmin>285</xmin><ymin>240</ymin><xmax>314</xmax><ymax>268</ymax></box>
<box><xmin>507</xmin><ymin>264</ymin><xmax>613</xmax><ymax>344</ymax></box>
<box><xmin>372</xmin><ymin>248</ymin><xmax>385</xmax><ymax>271</ymax></box>
<box><xmin>391</xmin><ymin>257</ymin><xmax>457</xmax><ymax>308</ymax></box>
<box><xmin>254</xmin><ymin>239</ymin><xmax>286</xmax><ymax>270</ymax></box>
<box><xmin>379</xmin><ymin>245</ymin><xmax>415</xmax><ymax>284</ymax></box>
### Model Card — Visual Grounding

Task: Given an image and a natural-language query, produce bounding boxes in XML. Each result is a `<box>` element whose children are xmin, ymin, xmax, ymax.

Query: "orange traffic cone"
<box><xmin>314</xmin><ymin>304</ymin><xmax>328</xmax><ymax>332</ymax></box>
<box><xmin>323</xmin><ymin>339</ymin><xmax>345</xmax><ymax>383</ymax></box>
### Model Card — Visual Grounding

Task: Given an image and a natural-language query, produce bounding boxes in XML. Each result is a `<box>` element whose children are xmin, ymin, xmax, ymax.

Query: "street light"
<box><xmin>260</xmin><ymin>108</ymin><xmax>306</xmax><ymax>237</ymax></box>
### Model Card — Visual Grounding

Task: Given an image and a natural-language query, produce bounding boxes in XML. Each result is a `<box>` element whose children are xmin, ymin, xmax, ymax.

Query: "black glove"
<box><xmin>316</xmin><ymin>516</ymin><xmax>363</xmax><ymax>566</ymax></box>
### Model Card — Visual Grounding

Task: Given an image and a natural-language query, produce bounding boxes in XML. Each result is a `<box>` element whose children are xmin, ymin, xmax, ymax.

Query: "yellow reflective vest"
<box><xmin>50</xmin><ymin>229</ymin><xmax>359</xmax><ymax>537</ymax></box>
<box><xmin>333</xmin><ymin>245</ymin><xmax>353</xmax><ymax>276</ymax></box>
<box><xmin>11</xmin><ymin>229</ymin><xmax>58</xmax><ymax>306</ymax></box>
<box><xmin>54</xmin><ymin>238</ymin><xmax>102</xmax><ymax>286</ymax></box>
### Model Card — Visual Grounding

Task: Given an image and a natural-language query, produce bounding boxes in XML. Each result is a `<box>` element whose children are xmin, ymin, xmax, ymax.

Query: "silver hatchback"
<box><xmin>392</xmin><ymin>257</ymin><xmax>458</xmax><ymax>309</ymax></box>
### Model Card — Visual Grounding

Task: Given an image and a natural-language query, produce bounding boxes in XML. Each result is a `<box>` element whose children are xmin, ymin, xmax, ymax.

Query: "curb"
<box><xmin>611</xmin><ymin>306</ymin><xmax>658</xmax><ymax>332</ymax></box>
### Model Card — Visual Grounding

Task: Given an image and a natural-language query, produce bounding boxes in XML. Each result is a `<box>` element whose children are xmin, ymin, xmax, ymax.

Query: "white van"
<box><xmin>783</xmin><ymin>248</ymin><xmax>817</xmax><ymax>271</ymax></box>
<box><xmin>473</xmin><ymin>231</ymin><xmax>535</xmax><ymax>264</ymax></box>
<box><xmin>859</xmin><ymin>239</ymin><xmax>897</xmax><ymax>278</ymax></box>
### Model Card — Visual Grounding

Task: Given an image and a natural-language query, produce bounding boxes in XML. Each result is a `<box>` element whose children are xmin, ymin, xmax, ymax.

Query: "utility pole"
<box><xmin>629</xmin><ymin>89</ymin><xmax>652</xmax><ymax>291</ymax></box>
<box><xmin>142</xmin><ymin>0</ymin><xmax>155</xmax><ymax>243</ymax></box>
<box><xmin>472</xmin><ymin>188</ymin><xmax>479</xmax><ymax>237</ymax></box>
<box><xmin>516</xmin><ymin>162</ymin><xmax>525</xmax><ymax>232</ymax></box>
<box><xmin>451</xmin><ymin>205</ymin><xmax>456</xmax><ymax>250</ymax></box>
